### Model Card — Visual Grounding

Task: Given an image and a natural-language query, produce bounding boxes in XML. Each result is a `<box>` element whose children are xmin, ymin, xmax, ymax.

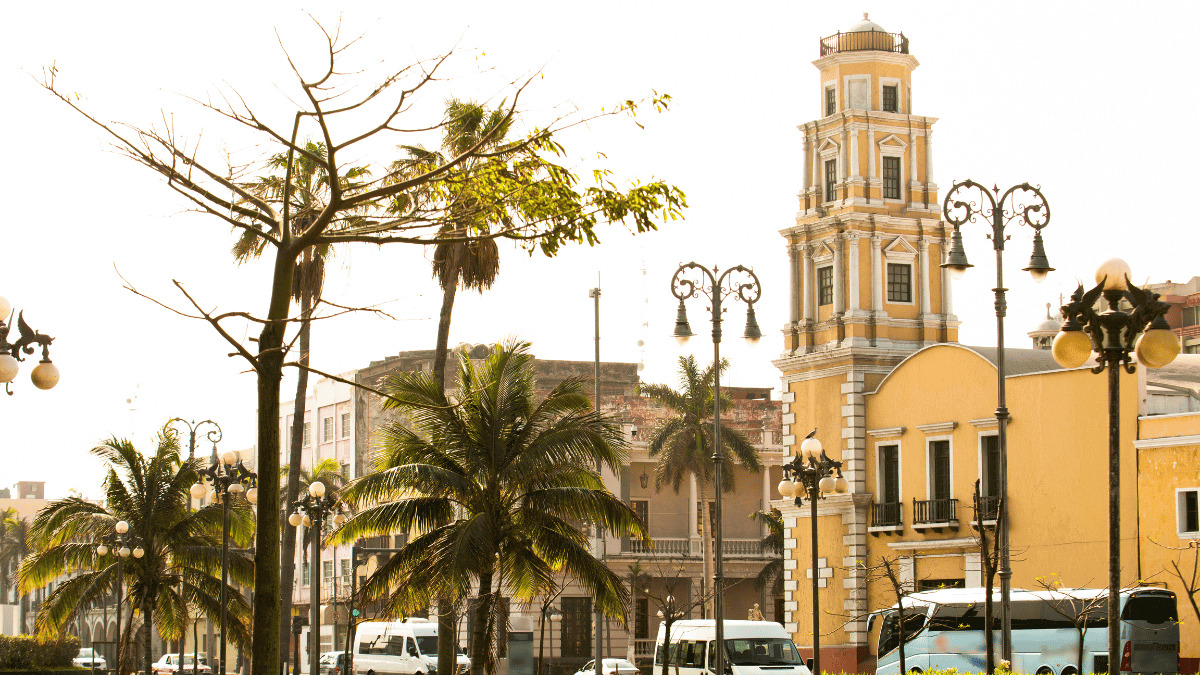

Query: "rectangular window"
<box><xmin>1179</xmin><ymin>489</ymin><xmax>1200</xmax><ymax>535</ymax></box>
<box><xmin>824</xmin><ymin>159</ymin><xmax>837</xmax><ymax>202</ymax></box>
<box><xmin>632</xmin><ymin>500</ymin><xmax>649</xmax><ymax>530</ymax></box>
<box><xmin>825</xmin><ymin>87</ymin><xmax>836</xmax><ymax>116</ymax></box>
<box><xmin>886</xmin><ymin>263</ymin><xmax>912</xmax><ymax>302</ymax></box>
<box><xmin>883</xmin><ymin>156</ymin><xmax>901</xmax><ymax>200</ymax></box>
<box><xmin>930</xmin><ymin>440</ymin><xmax>951</xmax><ymax>501</ymax></box>
<box><xmin>341</xmin><ymin>559</ymin><xmax>351</xmax><ymax>579</ymax></box>
<box><xmin>323</xmin><ymin>560</ymin><xmax>333</xmax><ymax>582</ymax></box>
<box><xmin>696</xmin><ymin>501</ymin><xmax>716</xmax><ymax>535</ymax></box>
<box><xmin>341</xmin><ymin>412</ymin><xmax>352</xmax><ymax>438</ymax></box>
<box><xmin>341</xmin><ymin>462</ymin><xmax>350</xmax><ymax>480</ymax></box>
<box><xmin>303</xmin><ymin>422</ymin><xmax>312</xmax><ymax>447</ymax></box>
<box><xmin>560</xmin><ymin>597</ymin><xmax>592</xmax><ymax>658</ymax></box>
<box><xmin>981</xmin><ymin>435</ymin><xmax>1000</xmax><ymax>498</ymax></box>
<box><xmin>302</xmin><ymin>562</ymin><xmax>310</xmax><ymax>587</ymax></box>
<box><xmin>635</xmin><ymin>598</ymin><xmax>649</xmax><ymax>639</ymax></box>
<box><xmin>323</xmin><ymin>417</ymin><xmax>334</xmax><ymax>443</ymax></box>
<box><xmin>880</xmin><ymin>444</ymin><xmax>900</xmax><ymax>504</ymax></box>
<box><xmin>882</xmin><ymin>85</ymin><xmax>898</xmax><ymax>112</ymax></box>
<box><xmin>818</xmin><ymin>267</ymin><xmax>833</xmax><ymax>306</ymax></box>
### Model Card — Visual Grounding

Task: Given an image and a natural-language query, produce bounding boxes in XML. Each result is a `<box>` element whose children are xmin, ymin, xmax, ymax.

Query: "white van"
<box><xmin>353</xmin><ymin>618</ymin><xmax>471</xmax><ymax>675</ymax></box>
<box><xmin>654</xmin><ymin>620</ymin><xmax>811</xmax><ymax>675</ymax></box>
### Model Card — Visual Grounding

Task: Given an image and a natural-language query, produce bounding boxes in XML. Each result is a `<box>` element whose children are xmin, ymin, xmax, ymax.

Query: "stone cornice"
<box><xmin>813</xmin><ymin>51</ymin><xmax>920</xmax><ymax>71</ymax></box>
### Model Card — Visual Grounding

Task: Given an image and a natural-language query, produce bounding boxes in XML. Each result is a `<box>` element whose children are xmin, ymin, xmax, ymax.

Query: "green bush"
<box><xmin>0</xmin><ymin>634</ymin><xmax>82</xmax><ymax>669</ymax></box>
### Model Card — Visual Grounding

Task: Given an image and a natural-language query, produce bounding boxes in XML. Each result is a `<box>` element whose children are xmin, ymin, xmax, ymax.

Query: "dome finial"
<box><xmin>864</xmin><ymin>12</ymin><xmax>869</xmax><ymax>20</ymax></box>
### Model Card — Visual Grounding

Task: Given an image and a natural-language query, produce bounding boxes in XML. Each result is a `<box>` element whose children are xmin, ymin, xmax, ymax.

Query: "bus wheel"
<box><xmin>1061</xmin><ymin>668</ymin><xmax>1077</xmax><ymax>675</ymax></box>
<box><xmin>1035</xmin><ymin>668</ymin><xmax>1054</xmax><ymax>675</ymax></box>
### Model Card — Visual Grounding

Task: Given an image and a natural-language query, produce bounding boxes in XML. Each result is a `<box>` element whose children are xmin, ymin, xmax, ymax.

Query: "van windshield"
<box><xmin>415</xmin><ymin>637</ymin><xmax>440</xmax><ymax>656</ymax></box>
<box><xmin>720</xmin><ymin>639</ymin><xmax>802</xmax><ymax>666</ymax></box>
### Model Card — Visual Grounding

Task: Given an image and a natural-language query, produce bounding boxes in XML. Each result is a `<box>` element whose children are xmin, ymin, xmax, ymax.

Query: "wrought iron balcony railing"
<box><xmin>913</xmin><ymin>498</ymin><xmax>958</xmax><ymax>524</ymax></box>
<box><xmin>871</xmin><ymin>501</ymin><xmax>903</xmax><ymax>528</ymax></box>
<box><xmin>820</xmin><ymin>30</ymin><xmax>910</xmax><ymax>57</ymax></box>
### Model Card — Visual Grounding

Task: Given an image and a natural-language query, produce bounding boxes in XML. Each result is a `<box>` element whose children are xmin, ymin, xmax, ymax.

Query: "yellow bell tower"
<box><xmin>773</xmin><ymin>15</ymin><xmax>958</xmax><ymax>672</ymax></box>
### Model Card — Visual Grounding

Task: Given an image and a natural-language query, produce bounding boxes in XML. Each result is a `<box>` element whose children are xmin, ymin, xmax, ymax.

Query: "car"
<box><xmin>73</xmin><ymin>648</ymin><xmax>108</xmax><ymax>670</ymax></box>
<box><xmin>319</xmin><ymin>651</ymin><xmax>346</xmax><ymax>675</ymax></box>
<box><xmin>152</xmin><ymin>653</ymin><xmax>213</xmax><ymax>675</ymax></box>
<box><xmin>573</xmin><ymin>659</ymin><xmax>640</xmax><ymax>675</ymax></box>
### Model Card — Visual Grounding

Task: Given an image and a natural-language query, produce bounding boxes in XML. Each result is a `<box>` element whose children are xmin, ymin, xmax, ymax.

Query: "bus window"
<box><xmin>877</xmin><ymin>611</ymin><xmax>927</xmax><ymax>656</ymax></box>
<box><xmin>1122</xmin><ymin>594</ymin><xmax>1178</xmax><ymax>625</ymax></box>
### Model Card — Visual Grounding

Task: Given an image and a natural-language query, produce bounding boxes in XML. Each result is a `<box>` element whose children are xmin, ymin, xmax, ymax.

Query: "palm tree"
<box><xmin>234</xmin><ymin>140</ymin><xmax>370</xmax><ymax>662</ymax></box>
<box><xmin>639</xmin><ymin>355</ymin><xmax>763</xmax><ymax>618</ymax></box>
<box><xmin>331</xmin><ymin>341</ymin><xmax>648</xmax><ymax>675</ymax></box>
<box><xmin>18</xmin><ymin>429</ymin><xmax>254</xmax><ymax>675</ymax></box>
<box><xmin>388</xmin><ymin>100</ymin><xmax>512</xmax><ymax>390</ymax></box>
<box><xmin>751</xmin><ymin>509</ymin><xmax>784</xmax><ymax>597</ymax></box>
<box><xmin>0</xmin><ymin>510</ymin><xmax>31</xmax><ymax>631</ymax></box>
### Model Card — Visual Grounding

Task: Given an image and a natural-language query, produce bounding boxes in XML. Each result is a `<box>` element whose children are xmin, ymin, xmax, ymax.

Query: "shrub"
<box><xmin>0</xmin><ymin>634</ymin><xmax>82</xmax><ymax>669</ymax></box>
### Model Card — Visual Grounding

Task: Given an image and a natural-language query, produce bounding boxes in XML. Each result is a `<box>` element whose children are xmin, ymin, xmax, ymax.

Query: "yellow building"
<box><xmin>772</xmin><ymin>14</ymin><xmax>1200</xmax><ymax>674</ymax></box>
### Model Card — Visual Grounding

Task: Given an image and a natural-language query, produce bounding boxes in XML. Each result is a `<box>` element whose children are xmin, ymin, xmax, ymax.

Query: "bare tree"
<box><xmin>1032</xmin><ymin>574</ymin><xmax>1105</xmax><ymax>675</ymax></box>
<box><xmin>1150</xmin><ymin>538</ymin><xmax>1200</xmax><ymax>629</ymax></box>
<box><xmin>37</xmin><ymin>22</ymin><xmax>685</xmax><ymax>675</ymax></box>
<box><xmin>973</xmin><ymin>479</ymin><xmax>1002</xmax><ymax>675</ymax></box>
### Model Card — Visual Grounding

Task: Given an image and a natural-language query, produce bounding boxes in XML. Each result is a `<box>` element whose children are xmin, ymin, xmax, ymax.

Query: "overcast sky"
<box><xmin>4</xmin><ymin>1</ymin><xmax>1198</xmax><ymax>500</ymax></box>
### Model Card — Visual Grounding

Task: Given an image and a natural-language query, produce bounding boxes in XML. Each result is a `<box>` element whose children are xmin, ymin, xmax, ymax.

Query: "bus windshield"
<box><xmin>877</xmin><ymin>610</ymin><xmax>926</xmax><ymax>657</ymax></box>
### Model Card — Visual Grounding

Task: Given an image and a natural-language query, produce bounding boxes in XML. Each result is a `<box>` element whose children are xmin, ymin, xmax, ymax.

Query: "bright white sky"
<box><xmin>3</xmin><ymin>1</ymin><xmax>1198</xmax><ymax>500</ymax></box>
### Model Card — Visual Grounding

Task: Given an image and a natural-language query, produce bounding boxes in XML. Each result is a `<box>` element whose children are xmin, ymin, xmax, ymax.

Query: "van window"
<box><xmin>682</xmin><ymin>641</ymin><xmax>705</xmax><ymax>668</ymax></box>
<box><xmin>407</xmin><ymin>640</ymin><xmax>420</xmax><ymax>657</ymax></box>
<box><xmin>388</xmin><ymin>637</ymin><xmax>406</xmax><ymax>656</ymax></box>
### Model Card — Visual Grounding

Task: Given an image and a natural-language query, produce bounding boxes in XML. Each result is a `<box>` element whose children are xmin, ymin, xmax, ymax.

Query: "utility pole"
<box><xmin>589</xmin><ymin>285</ymin><xmax>604</xmax><ymax>675</ymax></box>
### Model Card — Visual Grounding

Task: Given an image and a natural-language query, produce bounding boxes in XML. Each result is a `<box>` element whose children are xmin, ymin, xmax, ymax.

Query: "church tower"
<box><xmin>772</xmin><ymin>15</ymin><xmax>958</xmax><ymax>671</ymax></box>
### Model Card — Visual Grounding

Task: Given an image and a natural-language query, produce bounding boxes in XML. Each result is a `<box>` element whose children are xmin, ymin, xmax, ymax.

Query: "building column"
<box><xmin>803</xmin><ymin>245</ymin><xmax>815</xmax><ymax>323</ymax></box>
<box><xmin>871</xmin><ymin>234</ymin><xmax>883</xmax><ymax>314</ymax></box>
<box><xmin>849</xmin><ymin>123</ymin><xmax>860</xmax><ymax>179</ymax></box>
<box><xmin>919</xmin><ymin>236</ymin><xmax>932</xmax><ymax>316</ymax></box>
<box><xmin>845</xmin><ymin>232</ymin><xmax>861</xmax><ymax>314</ymax></box>
<box><xmin>840</xmin><ymin>118</ymin><xmax>849</xmax><ymax>185</ymax></box>
<box><xmin>789</xmin><ymin>244</ymin><xmax>801</xmax><ymax>324</ymax></box>
<box><xmin>907</xmin><ymin>129</ymin><xmax>918</xmax><ymax>207</ymax></box>
<box><xmin>688</xmin><ymin>474</ymin><xmax>699</xmax><ymax>556</ymax></box>
<box><xmin>865</xmin><ymin>116</ymin><xmax>876</xmax><ymax>204</ymax></box>
<box><xmin>832</xmin><ymin>236</ymin><xmax>844</xmax><ymax>315</ymax></box>
<box><xmin>941</xmin><ymin>237</ymin><xmax>955</xmax><ymax>316</ymax></box>
<box><xmin>802</xmin><ymin>126</ymin><xmax>812</xmax><ymax>194</ymax></box>
<box><xmin>924</xmin><ymin>120</ymin><xmax>935</xmax><ymax>188</ymax></box>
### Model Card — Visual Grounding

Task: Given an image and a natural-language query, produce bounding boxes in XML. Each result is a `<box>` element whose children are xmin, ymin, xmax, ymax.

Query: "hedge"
<box><xmin>0</xmin><ymin>635</ymin><xmax>81</xmax><ymax>670</ymax></box>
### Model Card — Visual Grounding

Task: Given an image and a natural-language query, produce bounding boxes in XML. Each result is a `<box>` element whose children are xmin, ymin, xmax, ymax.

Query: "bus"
<box><xmin>868</xmin><ymin>587</ymin><xmax>1178</xmax><ymax>675</ymax></box>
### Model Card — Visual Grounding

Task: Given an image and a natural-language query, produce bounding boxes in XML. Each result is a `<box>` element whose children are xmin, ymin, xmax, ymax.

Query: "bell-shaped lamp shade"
<box><xmin>1096</xmin><ymin>258</ymin><xmax>1132</xmax><ymax>292</ymax></box>
<box><xmin>302</xmin><ymin>515</ymin><xmax>313</xmax><ymax>528</ymax></box>
<box><xmin>246</xmin><ymin>487</ymin><xmax>258</xmax><ymax>505</ymax></box>
<box><xmin>1052</xmin><ymin>329</ymin><xmax>1094</xmax><ymax>369</ymax></box>
<box><xmin>1136</xmin><ymin>326</ymin><xmax>1181</xmax><ymax>369</ymax></box>
<box><xmin>551</xmin><ymin>612</ymin><xmax>562</xmax><ymax>623</ymax></box>
<box><xmin>309</xmin><ymin>481</ymin><xmax>326</xmax><ymax>498</ymax></box>
<box><xmin>656</xmin><ymin>609</ymin><xmax>664</xmax><ymax>619</ymax></box>
<box><xmin>777</xmin><ymin>479</ymin><xmax>796</xmax><ymax>498</ymax></box>
<box><xmin>941</xmin><ymin>227</ymin><xmax>972</xmax><ymax>280</ymax></box>
<box><xmin>288</xmin><ymin>512</ymin><xmax>303</xmax><ymax>527</ymax></box>
<box><xmin>818</xmin><ymin>474</ymin><xmax>836</xmax><ymax>494</ymax></box>
<box><xmin>221</xmin><ymin>450</ymin><xmax>237</xmax><ymax>466</ymax></box>
<box><xmin>673</xmin><ymin>300</ymin><xmax>694</xmax><ymax>346</ymax></box>
<box><xmin>800</xmin><ymin>436</ymin><xmax>822</xmax><ymax>460</ymax></box>
<box><xmin>334</xmin><ymin>513</ymin><xmax>347</xmax><ymax>526</ymax></box>
<box><xmin>118</xmin><ymin>546</ymin><xmax>131</xmax><ymax>558</ymax></box>
<box><xmin>1023</xmin><ymin>231</ymin><xmax>1053</xmax><ymax>284</ymax></box>
<box><xmin>0</xmin><ymin>296</ymin><xmax>10</xmax><ymax>318</ymax></box>
<box><xmin>834</xmin><ymin>475</ymin><xmax>850</xmax><ymax>494</ymax></box>
<box><xmin>30</xmin><ymin>360</ymin><xmax>59</xmax><ymax>390</ymax></box>
<box><xmin>743</xmin><ymin>306</ymin><xmax>762</xmax><ymax>346</ymax></box>
<box><xmin>0</xmin><ymin>354</ymin><xmax>19</xmax><ymax>384</ymax></box>
<box><xmin>133</xmin><ymin>547</ymin><xmax>144</xmax><ymax>559</ymax></box>
<box><xmin>115</xmin><ymin>520</ymin><xmax>129</xmax><ymax>534</ymax></box>
<box><xmin>229</xmin><ymin>482</ymin><xmax>244</xmax><ymax>494</ymax></box>
<box><xmin>97</xmin><ymin>544</ymin><xmax>109</xmax><ymax>557</ymax></box>
<box><xmin>190</xmin><ymin>483</ymin><xmax>208</xmax><ymax>500</ymax></box>
<box><xmin>207</xmin><ymin>489</ymin><xmax>217</xmax><ymax>503</ymax></box>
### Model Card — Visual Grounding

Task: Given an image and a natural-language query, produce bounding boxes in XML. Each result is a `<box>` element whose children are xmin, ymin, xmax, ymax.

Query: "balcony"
<box><xmin>912</xmin><ymin>498</ymin><xmax>958</xmax><ymax>531</ymax></box>
<box><xmin>973</xmin><ymin>495</ymin><xmax>1000</xmax><ymax>528</ymax></box>
<box><xmin>620</xmin><ymin>537</ymin><xmax>766</xmax><ymax>558</ymax></box>
<box><xmin>820</xmin><ymin>31</ymin><xmax>909</xmax><ymax>57</ymax></box>
<box><xmin>868</xmin><ymin>501</ymin><xmax>903</xmax><ymax>535</ymax></box>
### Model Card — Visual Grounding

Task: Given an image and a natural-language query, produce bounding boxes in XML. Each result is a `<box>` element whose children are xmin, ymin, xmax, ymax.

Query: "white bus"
<box><xmin>868</xmin><ymin>587</ymin><xmax>1179</xmax><ymax>675</ymax></box>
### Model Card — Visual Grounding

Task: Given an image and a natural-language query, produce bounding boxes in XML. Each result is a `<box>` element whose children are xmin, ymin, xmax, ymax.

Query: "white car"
<box><xmin>573</xmin><ymin>659</ymin><xmax>640</xmax><ymax>675</ymax></box>
<box><xmin>152</xmin><ymin>653</ymin><xmax>213</xmax><ymax>675</ymax></box>
<box><xmin>73</xmin><ymin>648</ymin><xmax>108</xmax><ymax>669</ymax></box>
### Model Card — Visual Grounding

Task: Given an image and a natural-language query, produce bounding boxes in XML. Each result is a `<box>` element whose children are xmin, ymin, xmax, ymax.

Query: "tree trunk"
<box><xmin>439</xmin><ymin>604</ymin><xmax>457</xmax><ymax>675</ymax></box>
<box><xmin>251</xmin><ymin>246</ymin><xmax>293</xmax><ymax>675</ymax></box>
<box><xmin>121</xmin><ymin>601</ymin><xmax>136</xmax><ymax>675</ymax></box>
<box><xmin>433</xmin><ymin>244</ymin><xmax>464</xmax><ymax>391</ymax></box>
<box><xmin>697</xmin><ymin>479</ymin><xmax>712</xmax><ymax>620</ymax></box>
<box><xmin>144</xmin><ymin>592</ymin><xmax>154</xmax><ymax>675</ymax></box>
<box><xmin>280</xmin><ymin>284</ymin><xmax>315</xmax><ymax>673</ymax></box>
<box><xmin>470</xmin><ymin>570</ymin><xmax>493</xmax><ymax>675</ymax></box>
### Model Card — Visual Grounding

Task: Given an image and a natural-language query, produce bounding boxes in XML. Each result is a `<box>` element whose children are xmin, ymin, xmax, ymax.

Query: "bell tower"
<box><xmin>772</xmin><ymin>15</ymin><xmax>958</xmax><ymax>672</ymax></box>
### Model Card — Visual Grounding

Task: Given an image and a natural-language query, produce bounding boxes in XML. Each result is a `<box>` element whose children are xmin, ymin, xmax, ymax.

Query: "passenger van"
<box><xmin>654</xmin><ymin>620</ymin><xmax>811</xmax><ymax>675</ymax></box>
<box><xmin>354</xmin><ymin>618</ymin><xmax>471</xmax><ymax>675</ymax></box>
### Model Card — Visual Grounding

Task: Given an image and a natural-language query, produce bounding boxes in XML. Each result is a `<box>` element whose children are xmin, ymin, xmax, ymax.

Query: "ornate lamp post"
<box><xmin>289</xmin><ymin>482</ymin><xmax>347</xmax><ymax>675</ymax></box>
<box><xmin>940</xmin><ymin>179</ymin><xmax>1052</xmax><ymax>661</ymax></box>
<box><xmin>96</xmin><ymin>520</ymin><xmax>143</xmax><ymax>675</ymax></box>
<box><xmin>669</xmin><ymin>261</ymin><xmax>762</xmax><ymax>675</ymax></box>
<box><xmin>1052</xmin><ymin>258</ymin><xmax>1179</xmax><ymax>675</ymax></box>
<box><xmin>777</xmin><ymin>431</ymin><xmax>847</xmax><ymax>675</ymax></box>
<box><xmin>192</xmin><ymin>450</ymin><xmax>258</xmax><ymax>675</ymax></box>
<box><xmin>0</xmin><ymin>297</ymin><xmax>59</xmax><ymax>395</ymax></box>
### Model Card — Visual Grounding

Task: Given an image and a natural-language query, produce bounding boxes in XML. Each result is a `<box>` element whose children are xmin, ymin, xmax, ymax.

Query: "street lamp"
<box><xmin>96</xmin><ymin>520</ymin><xmax>142</xmax><ymax>675</ymax></box>
<box><xmin>669</xmin><ymin>261</ymin><xmax>762</xmax><ymax>675</ymax></box>
<box><xmin>0</xmin><ymin>297</ymin><xmax>59</xmax><ymax>395</ymax></box>
<box><xmin>289</xmin><ymin>481</ymin><xmax>347</xmax><ymax>675</ymax></box>
<box><xmin>193</xmin><ymin>449</ymin><xmax>258</xmax><ymax>675</ymax></box>
<box><xmin>777</xmin><ymin>431</ymin><xmax>847</xmax><ymax>675</ymax></box>
<box><xmin>1052</xmin><ymin>258</ymin><xmax>1179</xmax><ymax>675</ymax></box>
<box><xmin>941</xmin><ymin>179</ymin><xmax>1052</xmax><ymax>662</ymax></box>
<box><xmin>543</xmin><ymin>607</ymin><xmax>562</xmax><ymax>675</ymax></box>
